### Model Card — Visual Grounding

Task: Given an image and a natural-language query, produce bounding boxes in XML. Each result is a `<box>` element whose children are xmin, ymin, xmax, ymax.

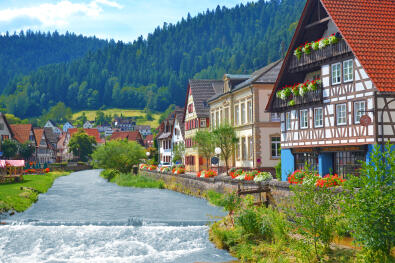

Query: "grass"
<box><xmin>72</xmin><ymin>108</ymin><xmax>162</xmax><ymax>126</ymax></box>
<box><xmin>100</xmin><ymin>170</ymin><xmax>165</xmax><ymax>189</ymax></box>
<box><xmin>0</xmin><ymin>171</ymin><xmax>70</xmax><ymax>213</ymax></box>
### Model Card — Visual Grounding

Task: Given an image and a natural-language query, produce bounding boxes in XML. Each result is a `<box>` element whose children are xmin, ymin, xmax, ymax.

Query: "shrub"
<box><xmin>342</xmin><ymin>143</ymin><xmax>395</xmax><ymax>261</ymax></box>
<box><xmin>172</xmin><ymin>167</ymin><xmax>185</xmax><ymax>174</ymax></box>
<box><xmin>100</xmin><ymin>169</ymin><xmax>120</xmax><ymax>182</ymax></box>
<box><xmin>275</xmin><ymin>161</ymin><xmax>281</xmax><ymax>179</ymax></box>
<box><xmin>197</xmin><ymin>169</ymin><xmax>217</xmax><ymax>178</ymax></box>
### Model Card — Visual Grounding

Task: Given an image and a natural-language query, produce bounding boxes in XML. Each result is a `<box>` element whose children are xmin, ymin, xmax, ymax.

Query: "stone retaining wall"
<box><xmin>49</xmin><ymin>163</ymin><xmax>93</xmax><ymax>172</ymax></box>
<box><xmin>140</xmin><ymin>170</ymin><xmax>292</xmax><ymax>206</ymax></box>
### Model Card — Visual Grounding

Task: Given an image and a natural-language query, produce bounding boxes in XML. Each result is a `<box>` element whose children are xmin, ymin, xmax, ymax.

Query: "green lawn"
<box><xmin>72</xmin><ymin>108</ymin><xmax>161</xmax><ymax>127</ymax></box>
<box><xmin>0</xmin><ymin>171</ymin><xmax>70</xmax><ymax>213</ymax></box>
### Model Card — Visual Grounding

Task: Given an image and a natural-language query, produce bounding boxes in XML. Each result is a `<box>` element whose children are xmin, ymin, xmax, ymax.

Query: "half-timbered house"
<box><xmin>266</xmin><ymin>0</ymin><xmax>395</xmax><ymax>179</ymax></box>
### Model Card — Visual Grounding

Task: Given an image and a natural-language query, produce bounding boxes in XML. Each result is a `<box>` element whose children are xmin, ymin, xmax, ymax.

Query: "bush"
<box><xmin>342</xmin><ymin>143</ymin><xmax>395</xmax><ymax>261</ymax></box>
<box><xmin>275</xmin><ymin>160</ymin><xmax>281</xmax><ymax>179</ymax></box>
<box><xmin>91</xmin><ymin>140</ymin><xmax>146</xmax><ymax>173</ymax></box>
<box><xmin>100</xmin><ymin>169</ymin><xmax>120</xmax><ymax>182</ymax></box>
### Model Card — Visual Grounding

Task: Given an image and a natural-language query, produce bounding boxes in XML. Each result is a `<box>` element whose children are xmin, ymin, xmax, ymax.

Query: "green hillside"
<box><xmin>1</xmin><ymin>0</ymin><xmax>305</xmax><ymax>119</ymax></box>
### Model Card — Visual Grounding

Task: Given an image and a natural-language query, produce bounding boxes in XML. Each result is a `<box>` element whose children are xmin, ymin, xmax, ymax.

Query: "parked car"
<box><xmin>158</xmin><ymin>162</ymin><xmax>171</xmax><ymax>168</ymax></box>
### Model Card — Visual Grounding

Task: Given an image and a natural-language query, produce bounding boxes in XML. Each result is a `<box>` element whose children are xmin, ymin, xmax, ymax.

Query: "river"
<box><xmin>0</xmin><ymin>170</ymin><xmax>235</xmax><ymax>263</ymax></box>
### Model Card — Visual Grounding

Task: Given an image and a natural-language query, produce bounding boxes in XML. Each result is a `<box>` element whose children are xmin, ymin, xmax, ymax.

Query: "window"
<box><xmin>235</xmin><ymin>139</ymin><xmax>240</xmax><ymax>161</ymax></box>
<box><xmin>343</xmin><ymin>59</ymin><xmax>353</xmax><ymax>82</ymax></box>
<box><xmin>331</xmin><ymin>63</ymin><xmax>341</xmax><ymax>85</ymax></box>
<box><xmin>188</xmin><ymin>103</ymin><xmax>194</xmax><ymax>113</ymax></box>
<box><xmin>286</xmin><ymin>112</ymin><xmax>291</xmax><ymax>130</ymax></box>
<box><xmin>211</xmin><ymin>113</ymin><xmax>214</xmax><ymax>128</ymax></box>
<box><xmin>241</xmin><ymin>103</ymin><xmax>246</xmax><ymax>124</ymax></box>
<box><xmin>295</xmin><ymin>152</ymin><xmax>318</xmax><ymax>171</ymax></box>
<box><xmin>0</xmin><ymin>123</ymin><xmax>4</xmax><ymax>130</ymax></box>
<box><xmin>335</xmin><ymin>151</ymin><xmax>365</xmax><ymax>178</ymax></box>
<box><xmin>234</xmin><ymin>105</ymin><xmax>240</xmax><ymax>126</ymax></box>
<box><xmin>247</xmin><ymin>101</ymin><xmax>253</xmax><ymax>123</ymax></box>
<box><xmin>271</xmin><ymin>136</ymin><xmax>281</xmax><ymax>158</ymax></box>
<box><xmin>314</xmin><ymin>108</ymin><xmax>323</xmax><ymax>127</ymax></box>
<box><xmin>271</xmin><ymin>113</ymin><xmax>280</xmax><ymax>122</ymax></box>
<box><xmin>216</xmin><ymin>111</ymin><xmax>219</xmax><ymax>128</ymax></box>
<box><xmin>354</xmin><ymin>101</ymin><xmax>366</xmax><ymax>124</ymax></box>
<box><xmin>336</xmin><ymin>104</ymin><xmax>347</xmax><ymax>125</ymax></box>
<box><xmin>200</xmin><ymin>119</ymin><xmax>206</xmax><ymax>128</ymax></box>
<box><xmin>300</xmin><ymin>109</ymin><xmax>308</xmax><ymax>129</ymax></box>
<box><xmin>241</xmin><ymin>137</ymin><xmax>247</xmax><ymax>161</ymax></box>
<box><xmin>224</xmin><ymin>107</ymin><xmax>229</xmax><ymax>124</ymax></box>
<box><xmin>248</xmin><ymin>137</ymin><xmax>253</xmax><ymax>160</ymax></box>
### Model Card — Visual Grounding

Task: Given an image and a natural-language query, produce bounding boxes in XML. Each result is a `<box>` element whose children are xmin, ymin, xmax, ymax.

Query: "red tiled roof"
<box><xmin>321</xmin><ymin>0</ymin><xmax>395</xmax><ymax>92</ymax></box>
<box><xmin>145</xmin><ymin>134</ymin><xmax>154</xmax><ymax>141</ymax></box>
<box><xmin>110</xmin><ymin>131</ymin><xmax>142</xmax><ymax>142</ymax></box>
<box><xmin>68</xmin><ymin>128</ymin><xmax>103</xmax><ymax>144</ymax></box>
<box><xmin>33</xmin><ymin>128</ymin><xmax>44</xmax><ymax>145</ymax></box>
<box><xmin>10</xmin><ymin>124</ymin><xmax>33</xmax><ymax>144</ymax></box>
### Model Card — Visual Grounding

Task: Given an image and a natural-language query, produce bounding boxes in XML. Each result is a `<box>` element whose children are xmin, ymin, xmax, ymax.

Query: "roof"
<box><xmin>145</xmin><ymin>134</ymin><xmax>154</xmax><ymax>141</ymax></box>
<box><xmin>188</xmin><ymin>79</ymin><xmax>224</xmax><ymax>117</ymax></box>
<box><xmin>44</xmin><ymin>127</ymin><xmax>58</xmax><ymax>145</ymax></box>
<box><xmin>110</xmin><ymin>131</ymin><xmax>142</xmax><ymax>141</ymax></box>
<box><xmin>157</xmin><ymin>132</ymin><xmax>171</xmax><ymax>140</ymax></box>
<box><xmin>321</xmin><ymin>0</ymin><xmax>394</xmax><ymax>92</ymax></box>
<box><xmin>68</xmin><ymin>128</ymin><xmax>103</xmax><ymax>144</ymax></box>
<box><xmin>33</xmin><ymin>128</ymin><xmax>45</xmax><ymax>146</ymax></box>
<box><xmin>10</xmin><ymin>124</ymin><xmax>33</xmax><ymax>144</ymax></box>
<box><xmin>135</xmin><ymin>125</ymin><xmax>151</xmax><ymax>130</ymax></box>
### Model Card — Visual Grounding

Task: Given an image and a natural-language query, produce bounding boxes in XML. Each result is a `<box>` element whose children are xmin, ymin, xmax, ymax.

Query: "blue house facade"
<box><xmin>266</xmin><ymin>0</ymin><xmax>395</xmax><ymax>181</ymax></box>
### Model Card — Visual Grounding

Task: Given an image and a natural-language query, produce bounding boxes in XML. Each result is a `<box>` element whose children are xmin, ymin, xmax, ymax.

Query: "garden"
<box><xmin>210</xmin><ymin>144</ymin><xmax>394</xmax><ymax>263</ymax></box>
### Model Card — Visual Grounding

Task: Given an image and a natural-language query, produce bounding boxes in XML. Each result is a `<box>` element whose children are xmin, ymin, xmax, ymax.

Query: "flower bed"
<box><xmin>293</xmin><ymin>33</ymin><xmax>340</xmax><ymax>59</ymax></box>
<box><xmin>147</xmin><ymin>165</ymin><xmax>157</xmax><ymax>171</ymax></box>
<box><xmin>287</xmin><ymin>170</ymin><xmax>345</xmax><ymax>188</ymax></box>
<box><xmin>230</xmin><ymin>169</ymin><xmax>273</xmax><ymax>182</ymax></box>
<box><xmin>197</xmin><ymin>169</ymin><xmax>218</xmax><ymax>178</ymax></box>
<box><xmin>172</xmin><ymin>167</ymin><xmax>185</xmax><ymax>175</ymax></box>
<box><xmin>139</xmin><ymin>164</ymin><xmax>148</xmax><ymax>170</ymax></box>
<box><xmin>316</xmin><ymin>174</ymin><xmax>345</xmax><ymax>188</ymax></box>
<box><xmin>159</xmin><ymin>167</ymin><xmax>171</xmax><ymax>173</ymax></box>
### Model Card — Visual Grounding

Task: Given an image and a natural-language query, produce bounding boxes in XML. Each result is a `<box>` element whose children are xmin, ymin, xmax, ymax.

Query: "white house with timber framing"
<box><xmin>266</xmin><ymin>0</ymin><xmax>395</xmax><ymax>180</ymax></box>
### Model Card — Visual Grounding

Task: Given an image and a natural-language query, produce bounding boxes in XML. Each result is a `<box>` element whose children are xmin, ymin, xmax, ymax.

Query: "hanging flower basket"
<box><xmin>294</xmin><ymin>33</ymin><xmax>340</xmax><ymax>59</ymax></box>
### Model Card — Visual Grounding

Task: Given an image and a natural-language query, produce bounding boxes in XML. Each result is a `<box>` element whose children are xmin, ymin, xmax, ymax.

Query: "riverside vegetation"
<box><xmin>0</xmin><ymin>171</ymin><xmax>70</xmax><ymax>213</ymax></box>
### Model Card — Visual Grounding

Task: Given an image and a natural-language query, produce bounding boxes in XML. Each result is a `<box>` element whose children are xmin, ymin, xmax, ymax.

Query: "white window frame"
<box><xmin>354</xmin><ymin>100</ymin><xmax>366</xmax><ymax>124</ymax></box>
<box><xmin>271</xmin><ymin>136</ymin><xmax>281</xmax><ymax>159</ymax></box>
<box><xmin>234</xmin><ymin>105</ymin><xmax>240</xmax><ymax>126</ymax></box>
<box><xmin>331</xmin><ymin>62</ymin><xmax>341</xmax><ymax>85</ymax></box>
<box><xmin>300</xmin><ymin>109</ymin><xmax>308</xmax><ymax>129</ymax></box>
<box><xmin>336</xmin><ymin>103</ymin><xmax>347</xmax><ymax>125</ymax></box>
<box><xmin>247</xmin><ymin>100</ymin><xmax>253</xmax><ymax>123</ymax></box>
<box><xmin>271</xmin><ymin>113</ymin><xmax>281</xmax><ymax>122</ymax></box>
<box><xmin>200</xmin><ymin>119</ymin><xmax>206</xmax><ymax>128</ymax></box>
<box><xmin>343</xmin><ymin>59</ymin><xmax>354</xmax><ymax>82</ymax></box>
<box><xmin>241</xmin><ymin>103</ymin><xmax>246</xmax><ymax>124</ymax></box>
<box><xmin>314</xmin><ymin>107</ymin><xmax>323</xmax><ymax>128</ymax></box>
<box><xmin>286</xmin><ymin>112</ymin><xmax>291</xmax><ymax>130</ymax></box>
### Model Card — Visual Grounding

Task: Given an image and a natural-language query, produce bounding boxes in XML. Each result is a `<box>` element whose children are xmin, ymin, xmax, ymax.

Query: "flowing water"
<box><xmin>0</xmin><ymin>170</ymin><xmax>235</xmax><ymax>263</ymax></box>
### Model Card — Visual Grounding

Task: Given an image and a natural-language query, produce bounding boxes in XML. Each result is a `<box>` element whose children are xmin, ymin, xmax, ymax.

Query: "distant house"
<box><xmin>0</xmin><ymin>113</ymin><xmax>14</xmax><ymax>144</ymax></box>
<box><xmin>110</xmin><ymin>131</ymin><xmax>144</xmax><ymax>146</ymax></box>
<box><xmin>34</xmin><ymin>128</ymin><xmax>56</xmax><ymax>164</ymax></box>
<box><xmin>62</xmin><ymin>121</ymin><xmax>74</xmax><ymax>132</ymax></box>
<box><xmin>57</xmin><ymin>132</ymin><xmax>72</xmax><ymax>162</ymax></box>
<box><xmin>10</xmin><ymin>124</ymin><xmax>37</xmax><ymax>161</ymax></box>
<box><xmin>144</xmin><ymin>134</ymin><xmax>154</xmax><ymax>149</ymax></box>
<box><xmin>44</xmin><ymin>120</ymin><xmax>62</xmax><ymax>136</ymax></box>
<box><xmin>97</xmin><ymin>122</ymin><xmax>112</xmax><ymax>133</ymax></box>
<box><xmin>113</xmin><ymin>118</ymin><xmax>136</xmax><ymax>131</ymax></box>
<box><xmin>68</xmin><ymin>128</ymin><xmax>104</xmax><ymax>145</ymax></box>
<box><xmin>44</xmin><ymin>127</ymin><xmax>59</xmax><ymax>152</ymax></box>
<box><xmin>135</xmin><ymin>125</ymin><xmax>152</xmax><ymax>136</ymax></box>
<box><xmin>83</xmin><ymin>121</ymin><xmax>94</xmax><ymax>129</ymax></box>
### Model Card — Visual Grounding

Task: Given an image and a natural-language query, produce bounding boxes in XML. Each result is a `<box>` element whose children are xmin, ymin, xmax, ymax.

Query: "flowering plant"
<box><xmin>230</xmin><ymin>169</ymin><xmax>244</xmax><ymax>179</ymax></box>
<box><xmin>301</xmin><ymin>42</ymin><xmax>312</xmax><ymax>54</ymax></box>
<box><xmin>172</xmin><ymin>167</ymin><xmax>185</xmax><ymax>174</ymax></box>
<box><xmin>291</xmin><ymin>85</ymin><xmax>300</xmax><ymax>96</ymax></box>
<box><xmin>148</xmin><ymin>165</ymin><xmax>157</xmax><ymax>171</ymax></box>
<box><xmin>276</xmin><ymin>87</ymin><xmax>292</xmax><ymax>100</ymax></box>
<box><xmin>139</xmin><ymin>164</ymin><xmax>148</xmax><ymax>170</ymax></box>
<box><xmin>294</xmin><ymin>33</ymin><xmax>340</xmax><ymax>59</ymax></box>
<box><xmin>254</xmin><ymin>172</ymin><xmax>273</xmax><ymax>182</ymax></box>
<box><xmin>287</xmin><ymin>170</ymin><xmax>305</xmax><ymax>184</ymax></box>
<box><xmin>198</xmin><ymin>169</ymin><xmax>218</xmax><ymax>178</ymax></box>
<box><xmin>293</xmin><ymin>46</ymin><xmax>302</xmax><ymax>59</ymax></box>
<box><xmin>44</xmin><ymin>168</ymin><xmax>50</xmax><ymax>173</ymax></box>
<box><xmin>288</xmin><ymin>99</ymin><xmax>295</xmax><ymax>106</ymax></box>
<box><xmin>316</xmin><ymin>174</ymin><xmax>345</xmax><ymax>188</ymax></box>
<box><xmin>160</xmin><ymin>167</ymin><xmax>170</xmax><ymax>173</ymax></box>
<box><xmin>302</xmin><ymin>173</ymin><xmax>321</xmax><ymax>186</ymax></box>
<box><xmin>276</xmin><ymin>78</ymin><xmax>321</xmax><ymax>104</ymax></box>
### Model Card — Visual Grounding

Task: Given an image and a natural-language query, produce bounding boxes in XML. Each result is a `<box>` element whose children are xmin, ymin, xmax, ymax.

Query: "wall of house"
<box><xmin>377</xmin><ymin>96</ymin><xmax>395</xmax><ymax>143</ymax></box>
<box><xmin>0</xmin><ymin>117</ymin><xmax>12</xmax><ymax>141</ymax></box>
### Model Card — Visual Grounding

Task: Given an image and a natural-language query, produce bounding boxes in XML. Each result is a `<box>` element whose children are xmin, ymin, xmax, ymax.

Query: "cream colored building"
<box><xmin>208</xmin><ymin>60</ymin><xmax>283</xmax><ymax>171</ymax></box>
<box><xmin>183</xmin><ymin>79</ymin><xmax>223</xmax><ymax>172</ymax></box>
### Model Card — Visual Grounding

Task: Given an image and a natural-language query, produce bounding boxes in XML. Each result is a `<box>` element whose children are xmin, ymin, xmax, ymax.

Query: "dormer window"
<box><xmin>188</xmin><ymin>103</ymin><xmax>194</xmax><ymax>113</ymax></box>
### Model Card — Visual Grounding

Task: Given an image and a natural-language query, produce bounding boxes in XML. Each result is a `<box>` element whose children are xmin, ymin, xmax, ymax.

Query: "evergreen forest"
<box><xmin>1</xmin><ymin>0</ymin><xmax>305</xmax><ymax>119</ymax></box>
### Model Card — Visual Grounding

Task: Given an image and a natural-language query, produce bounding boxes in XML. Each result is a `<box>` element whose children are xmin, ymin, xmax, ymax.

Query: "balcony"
<box><xmin>271</xmin><ymin>84</ymin><xmax>323</xmax><ymax>112</ymax></box>
<box><xmin>288</xmin><ymin>39</ymin><xmax>351</xmax><ymax>72</ymax></box>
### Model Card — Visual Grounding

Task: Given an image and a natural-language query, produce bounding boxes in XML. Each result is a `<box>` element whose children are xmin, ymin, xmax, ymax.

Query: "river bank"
<box><xmin>0</xmin><ymin>171</ymin><xmax>70</xmax><ymax>215</ymax></box>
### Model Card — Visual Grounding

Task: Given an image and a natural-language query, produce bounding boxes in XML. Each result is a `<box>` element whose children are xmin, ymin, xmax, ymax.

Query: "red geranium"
<box><xmin>316</xmin><ymin>174</ymin><xmax>345</xmax><ymax>188</ymax></box>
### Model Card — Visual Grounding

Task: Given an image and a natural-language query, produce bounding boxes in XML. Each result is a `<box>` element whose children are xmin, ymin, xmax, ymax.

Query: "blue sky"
<box><xmin>0</xmin><ymin>0</ymin><xmax>253</xmax><ymax>42</ymax></box>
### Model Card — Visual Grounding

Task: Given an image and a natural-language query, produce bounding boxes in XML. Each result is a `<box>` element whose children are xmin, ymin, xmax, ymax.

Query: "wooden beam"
<box><xmin>305</xmin><ymin>16</ymin><xmax>330</xmax><ymax>29</ymax></box>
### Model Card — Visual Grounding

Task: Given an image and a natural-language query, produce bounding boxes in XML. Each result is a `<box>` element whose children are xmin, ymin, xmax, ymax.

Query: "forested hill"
<box><xmin>2</xmin><ymin>0</ymin><xmax>305</xmax><ymax>119</ymax></box>
<box><xmin>0</xmin><ymin>31</ymin><xmax>108</xmax><ymax>94</ymax></box>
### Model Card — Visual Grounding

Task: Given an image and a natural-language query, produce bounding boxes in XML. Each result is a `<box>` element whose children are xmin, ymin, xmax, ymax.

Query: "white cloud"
<box><xmin>0</xmin><ymin>0</ymin><xmax>123</xmax><ymax>28</ymax></box>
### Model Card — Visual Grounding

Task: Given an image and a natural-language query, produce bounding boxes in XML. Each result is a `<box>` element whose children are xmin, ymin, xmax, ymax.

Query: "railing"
<box><xmin>289</xmin><ymin>39</ymin><xmax>351</xmax><ymax>71</ymax></box>
<box><xmin>271</xmin><ymin>84</ymin><xmax>323</xmax><ymax>112</ymax></box>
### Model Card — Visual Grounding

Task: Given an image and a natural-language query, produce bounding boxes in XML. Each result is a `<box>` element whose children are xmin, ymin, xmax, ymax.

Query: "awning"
<box><xmin>0</xmin><ymin>160</ymin><xmax>25</xmax><ymax>167</ymax></box>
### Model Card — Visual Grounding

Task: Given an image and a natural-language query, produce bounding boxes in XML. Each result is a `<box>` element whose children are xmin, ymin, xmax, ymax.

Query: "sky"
<box><xmin>0</xmin><ymin>0</ymin><xmax>253</xmax><ymax>43</ymax></box>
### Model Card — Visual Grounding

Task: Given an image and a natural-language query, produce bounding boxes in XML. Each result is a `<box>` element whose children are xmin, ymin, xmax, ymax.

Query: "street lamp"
<box><xmin>215</xmin><ymin>147</ymin><xmax>221</xmax><ymax>175</ymax></box>
<box><xmin>146</xmin><ymin>151</ymin><xmax>151</xmax><ymax>158</ymax></box>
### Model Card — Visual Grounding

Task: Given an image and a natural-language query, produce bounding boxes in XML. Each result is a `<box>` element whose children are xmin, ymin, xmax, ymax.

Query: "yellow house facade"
<box><xmin>208</xmin><ymin>60</ymin><xmax>283</xmax><ymax>172</ymax></box>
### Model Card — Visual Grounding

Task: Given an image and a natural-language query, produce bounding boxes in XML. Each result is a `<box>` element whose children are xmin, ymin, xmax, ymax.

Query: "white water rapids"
<box><xmin>0</xmin><ymin>170</ymin><xmax>235</xmax><ymax>263</ymax></box>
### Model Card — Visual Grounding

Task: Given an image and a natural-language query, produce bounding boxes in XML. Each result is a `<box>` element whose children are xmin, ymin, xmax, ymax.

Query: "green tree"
<box><xmin>172</xmin><ymin>142</ymin><xmax>185</xmax><ymax>164</ymax></box>
<box><xmin>1</xmin><ymin>139</ymin><xmax>19</xmax><ymax>159</ymax></box>
<box><xmin>342</xmin><ymin>143</ymin><xmax>395</xmax><ymax>261</ymax></box>
<box><xmin>91</xmin><ymin>139</ymin><xmax>146</xmax><ymax>173</ymax></box>
<box><xmin>43</xmin><ymin>102</ymin><xmax>72</xmax><ymax>124</ymax></box>
<box><xmin>18</xmin><ymin>141</ymin><xmax>35</xmax><ymax>160</ymax></box>
<box><xmin>212</xmin><ymin>125</ymin><xmax>238</xmax><ymax>175</ymax></box>
<box><xmin>75</xmin><ymin>112</ymin><xmax>88</xmax><ymax>127</ymax></box>
<box><xmin>68</xmin><ymin>129</ymin><xmax>97</xmax><ymax>162</ymax></box>
<box><xmin>194</xmin><ymin>130</ymin><xmax>215</xmax><ymax>170</ymax></box>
